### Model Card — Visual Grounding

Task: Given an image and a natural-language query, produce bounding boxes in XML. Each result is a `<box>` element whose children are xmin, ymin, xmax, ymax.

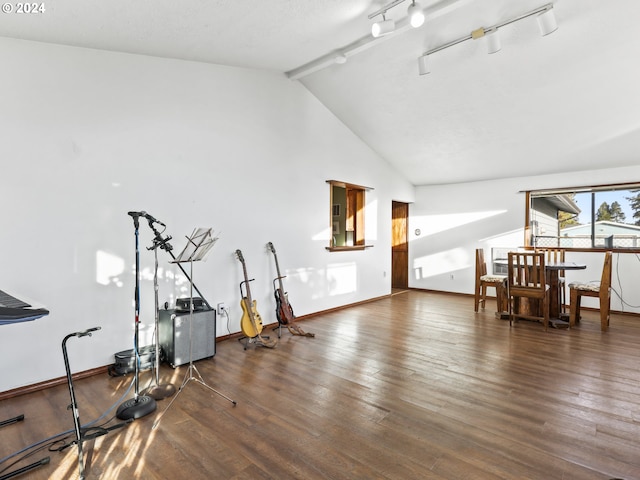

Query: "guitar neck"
<box><xmin>241</xmin><ymin>262</ymin><xmax>253</xmax><ymax>304</ymax></box>
<box><xmin>269</xmin><ymin>243</ymin><xmax>286</xmax><ymax>292</ymax></box>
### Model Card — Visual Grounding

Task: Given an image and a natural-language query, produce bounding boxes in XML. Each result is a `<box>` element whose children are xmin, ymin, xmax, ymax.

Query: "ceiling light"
<box><xmin>537</xmin><ymin>7</ymin><xmax>558</xmax><ymax>36</ymax></box>
<box><xmin>417</xmin><ymin>3</ymin><xmax>557</xmax><ymax>75</ymax></box>
<box><xmin>407</xmin><ymin>1</ymin><xmax>425</xmax><ymax>28</ymax></box>
<box><xmin>372</xmin><ymin>15</ymin><xmax>395</xmax><ymax>38</ymax></box>
<box><xmin>485</xmin><ymin>28</ymin><xmax>501</xmax><ymax>54</ymax></box>
<box><xmin>417</xmin><ymin>55</ymin><xmax>429</xmax><ymax>75</ymax></box>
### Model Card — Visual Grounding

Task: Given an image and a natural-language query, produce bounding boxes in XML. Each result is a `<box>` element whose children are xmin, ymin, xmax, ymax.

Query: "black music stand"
<box><xmin>152</xmin><ymin>228</ymin><xmax>235</xmax><ymax>430</ymax></box>
<box><xmin>116</xmin><ymin>213</ymin><xmax>157</xmax><ymax>420</ymax></box>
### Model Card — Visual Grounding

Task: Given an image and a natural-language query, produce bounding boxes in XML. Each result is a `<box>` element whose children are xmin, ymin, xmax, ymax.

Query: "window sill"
<box><xmin>326</xmin><ymin>245</ymin><xmax>373</xmax><ymax>252</ymax></box>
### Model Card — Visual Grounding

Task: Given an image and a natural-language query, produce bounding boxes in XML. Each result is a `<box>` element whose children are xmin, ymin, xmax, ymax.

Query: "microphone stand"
<box><xmin>143</xmin><ymin>222</ymin><xmax>176</xmax><ymax>400</ymax></box>
<box><xmin>116</xmin><ymin>213</ymin><xmax>157</xmax><ymax>420</ymax></box>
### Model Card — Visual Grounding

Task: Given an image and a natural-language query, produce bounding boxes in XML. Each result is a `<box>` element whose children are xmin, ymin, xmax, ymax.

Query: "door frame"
<box><xmin>391</xmin><ymin>201</ymin><xmax>409</xmax><ymax>289</ymax></box>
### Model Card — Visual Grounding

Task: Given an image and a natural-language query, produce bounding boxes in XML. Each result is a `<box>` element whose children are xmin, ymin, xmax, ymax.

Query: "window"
<box><xmin>327</xmin><ymin>180</ymin><xmax>372</xmax><ymax>251</ymax></box>
<box><xmin>526</xmin><ymin>182</ymin><xmax>640</xmax><ymax>250</ymax></box>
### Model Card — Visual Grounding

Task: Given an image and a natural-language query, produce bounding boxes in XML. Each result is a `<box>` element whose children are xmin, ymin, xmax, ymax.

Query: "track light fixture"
<box><xmin>418</xmin><ymin>55</ymin><xmax>429</xmax><ymax>76</ymax></box>
<box><xmin>417</xmin><ymin>3</ymin><xmax>557</xmax><ymax>75</ymax></box>
<box><xmin>537</xmin><ymin>7</ymin><xmax>558</xmax><ymax>36</ymax></box>
<box><xmin>372</xmin><ymin>15</ymin><xmax>395</xmax><ymax>38</ymax></box>
<box><xmin>368</xmin><ymin>0</ymin><xmax>425</xmax><ymax>38</ymax></box>
<box><xmin>484</xmin><ymin>28</ymin><xmax>501</xmax><ymax>54</ymax></box>
<box><xmin>407</xmin><ymin>1</ymin><xmax>425</xmax><ymax>28</ymax></box>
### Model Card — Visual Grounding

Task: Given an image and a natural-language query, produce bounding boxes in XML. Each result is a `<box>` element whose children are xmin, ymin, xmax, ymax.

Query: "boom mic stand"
<box><xmin>143</xmin><ymin>221</ymin><xmax>176</xmax><ymax>400</ymax></box>
<box><xmin>117</xmin><ymin>213</ymin><xmax>157</xmax><ymax>420</ymax></box>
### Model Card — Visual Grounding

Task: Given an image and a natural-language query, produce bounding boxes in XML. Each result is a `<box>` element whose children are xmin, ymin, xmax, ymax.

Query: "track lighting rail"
<box><xmin>418</xmin><ymin>3</ymin><xmax>556</xmax><ymax>75</ymax></box>
<box><xmin>368</xmin><ymin>0</ymin><xmax>408</xmax><ymax>20</ymax></box>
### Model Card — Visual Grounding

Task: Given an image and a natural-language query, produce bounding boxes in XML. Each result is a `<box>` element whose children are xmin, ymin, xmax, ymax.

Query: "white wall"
<box><xmin>409</xmin><ymin>166</ymin><xmax>640</xmax><ymax>314</ymax></box>
<box><xmin>0</xmin><ymin>38</ymin><xmax>414</xmax><ymax>392</ymax></box>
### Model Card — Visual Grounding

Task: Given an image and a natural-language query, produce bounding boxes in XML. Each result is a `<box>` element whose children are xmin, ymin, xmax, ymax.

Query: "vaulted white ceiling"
<box><xmin>2</xmin><ymin>0</ymin><xmax>639</xmax><ymax>185</ymax></box>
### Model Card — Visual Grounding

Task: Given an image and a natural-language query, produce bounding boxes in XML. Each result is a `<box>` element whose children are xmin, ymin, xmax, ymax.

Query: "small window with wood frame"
<box><xmin>327</xmin><ymin>180</ymin><xmax>372</xmax><ymax>251</ymax></box>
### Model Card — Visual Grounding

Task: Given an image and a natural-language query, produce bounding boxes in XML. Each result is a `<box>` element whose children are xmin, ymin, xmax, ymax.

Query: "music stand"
<box><xmin>152</xmin><ymin>228</ymin><xmax>235</xmax><ymax>430</ymax></box>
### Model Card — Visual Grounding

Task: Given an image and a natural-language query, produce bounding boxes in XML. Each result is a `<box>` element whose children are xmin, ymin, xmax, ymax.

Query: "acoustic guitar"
<box><xmin>235</xmin><ymin>249</ymin><xmax>277</xmax><ymax>348</ymax></box>
<box><xmin>267</xmin><ymin>242</ymin><xmax>314</xmax><ymax>337</ymax></box>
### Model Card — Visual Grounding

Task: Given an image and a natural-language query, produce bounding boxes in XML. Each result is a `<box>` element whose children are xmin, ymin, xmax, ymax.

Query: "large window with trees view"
<box><xmin>527</xmin><ymin>183</ymin><xmax>640</xmax><ymax>249</ymax></box>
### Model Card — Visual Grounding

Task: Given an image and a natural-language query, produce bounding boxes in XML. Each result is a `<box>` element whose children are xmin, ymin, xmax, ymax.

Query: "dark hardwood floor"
<box><xmin>2</xmin><ymin>290</ymin><xmax>640</xmax><ymax>479</ymax></box>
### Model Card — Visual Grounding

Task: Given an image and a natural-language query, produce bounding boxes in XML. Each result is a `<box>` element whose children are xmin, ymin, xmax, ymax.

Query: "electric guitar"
<box><xmin>235</xmin><ymin>249</ymin><xmax>277</xmax><ymax>348</ymax></box>
<box><xmin>267</xmin><ymin>242</ymin><xmax>314</xmax><ymax>337</ymax></box>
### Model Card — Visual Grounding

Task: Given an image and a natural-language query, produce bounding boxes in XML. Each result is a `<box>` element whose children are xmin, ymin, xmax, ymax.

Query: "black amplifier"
<box><xmin>175</xmin><ymin>297</ymin><xmax>207</xmax><ymax>312</ymax></box>
<box><xmin>159</xmin><ymin>309</ymin><xmax>216</xmax><ymax>367</ymax></box>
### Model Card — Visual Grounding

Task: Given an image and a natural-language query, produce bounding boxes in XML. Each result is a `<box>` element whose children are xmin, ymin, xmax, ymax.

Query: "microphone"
<box><xmin>144</xmin><ymin>212</ymin><xmax>165</xmax><ymax>227</ymax></box>
<box><xmin>128</xmin><ymin>211</ymin><xmax>165</xmax><ymax>227</ymax></box>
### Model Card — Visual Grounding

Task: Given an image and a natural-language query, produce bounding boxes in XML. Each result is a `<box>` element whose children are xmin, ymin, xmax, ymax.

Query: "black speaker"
<box><xmin>159</xmin><ymin>308</ymin><xmax>216</xmax><ymax>368</ymax></box>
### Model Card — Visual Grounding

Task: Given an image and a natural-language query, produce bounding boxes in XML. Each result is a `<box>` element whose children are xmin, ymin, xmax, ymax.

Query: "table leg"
<box><xmin>546</xmin><ymin>270</ymin><xmax>560</xmax><ymax>318</ymax></box>
<box><xmin>546</xmin><ymin>269</ymin><xmax>569</xmax><ymax>328</ymax></box>
<box><xmin>494</xmin><ymin>279</ymin><xmax>510</xmax><ymax>320</ymax></box>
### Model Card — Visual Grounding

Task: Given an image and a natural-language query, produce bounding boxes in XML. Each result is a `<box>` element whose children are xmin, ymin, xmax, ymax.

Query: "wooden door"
<box><xmin>391</xmin><ymin>201</ymin><xmax>409</xmax><ymax>288</ymax></box>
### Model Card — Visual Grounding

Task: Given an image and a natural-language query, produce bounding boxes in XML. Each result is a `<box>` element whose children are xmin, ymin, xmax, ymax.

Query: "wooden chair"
<box><xmin>474</xmin><ymin>248</ymin><xmax>507</xmax><ymax>313</ymax></box>
<box><xmin>536</xmin><ymin>248</ymin><xmax>566</xmax><ymax>313</ymax></box>
<box><xmin>568</xmin><ymin>251</ymin><xmax>612</xmax><ymax>331</ymax></box>
<box><xmin>507</xmin><ymin>252</ymin><xmax>550</xmax><ymax>331</ymax></box>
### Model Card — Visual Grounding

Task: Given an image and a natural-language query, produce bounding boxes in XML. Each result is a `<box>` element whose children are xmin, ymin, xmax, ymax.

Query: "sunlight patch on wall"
<box><xmin>365</xmin><ymin>198</ymin><xmax>378</xmax><ymax>241</ymax></box>
<box><xmin>327</xmin><ymin>262</ymin><xmax>357</xmax><ymax>296</ymax></box>
<box><xmin>291</xmin><ymin>267</ymin><xmax>327</xmax><ymax>301</ymax></box>
<box><xmin>141</xmin><ymin>267</ymin><xmax>155</xmax><ymax>282</ymax></box>
<box><xmin>294</xmin><ymin>267</ymin><xmax>313</xmax><ymax>284</ymax></box>
<box><xmin>312</xmin><ymin>227</ymin><xmax>331</xmax><ymax>242</ymax></box>
<box><xmin>413</xmin><ymin>248</ymin><xmax>469</xmax><ymax>280</ymax></box>
<box><xmin>96</xmin><ymin>250</ymin><xmax>125</xmax><ymax>286</ymax></box>
<box><xmin>411</xmin><ymin>210</ymin><xmax>507</xmax><ymax>238</ymax></box>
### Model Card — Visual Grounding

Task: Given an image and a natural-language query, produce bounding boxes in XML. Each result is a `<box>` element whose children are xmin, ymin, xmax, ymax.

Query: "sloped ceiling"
<box><xmin>2</xmin><ymin>0</ymin><xmax>639</xmax><ymax>185</ymax></box>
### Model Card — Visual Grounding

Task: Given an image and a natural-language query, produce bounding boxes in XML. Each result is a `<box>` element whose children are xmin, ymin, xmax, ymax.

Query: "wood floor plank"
<box><xmin>2</xmin><ymin>290</ymin><xmax>640</xmax><ymax>479</ymax></box>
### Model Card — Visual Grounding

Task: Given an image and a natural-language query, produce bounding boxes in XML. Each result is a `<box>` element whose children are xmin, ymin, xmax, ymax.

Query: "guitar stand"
<box><xmin>271</xmin><ymin>323</ymin><xmax>283</xmax><ymax>339</ymax></box>
<box><xmin>237</xmin><ymin>334</ymin><xmax>272</xmax><ymax>350</ymax></box>
<box><xmin>271</xmin><ymin>322</ymin><xmax>315</xmax><ymax>338</ymax></box>
<box><xmin>237</xmin><ymin>279</ymin><xmax>275</xmax><ymax>350</ymax></box>
<box><xmin>63</xmin><ymin>327</ymin><xmax>130</xmax><ymax>480</ymax></box>
<box><xmin>0</xmin><ymin>416</ymin><xmax>50</xmax><ymax>480</ymax></box>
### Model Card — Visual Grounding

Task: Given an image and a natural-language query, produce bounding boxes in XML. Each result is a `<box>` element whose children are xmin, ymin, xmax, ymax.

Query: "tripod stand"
<box><xmin>153</xmin><ymin>228</ymin><xmax>235</xmax><ymax>430</ymax></box>
<box><xmin>117</xmin><ymin>213</ymin><xmax>157</xmax><ymax>420</ymax></box>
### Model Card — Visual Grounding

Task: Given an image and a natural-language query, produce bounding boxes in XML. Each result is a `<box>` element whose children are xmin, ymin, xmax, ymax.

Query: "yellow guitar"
<box><xmin>236</xmin><ymin>249</ymin><xmax>276</xmax><ymax>348</ymax></box>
